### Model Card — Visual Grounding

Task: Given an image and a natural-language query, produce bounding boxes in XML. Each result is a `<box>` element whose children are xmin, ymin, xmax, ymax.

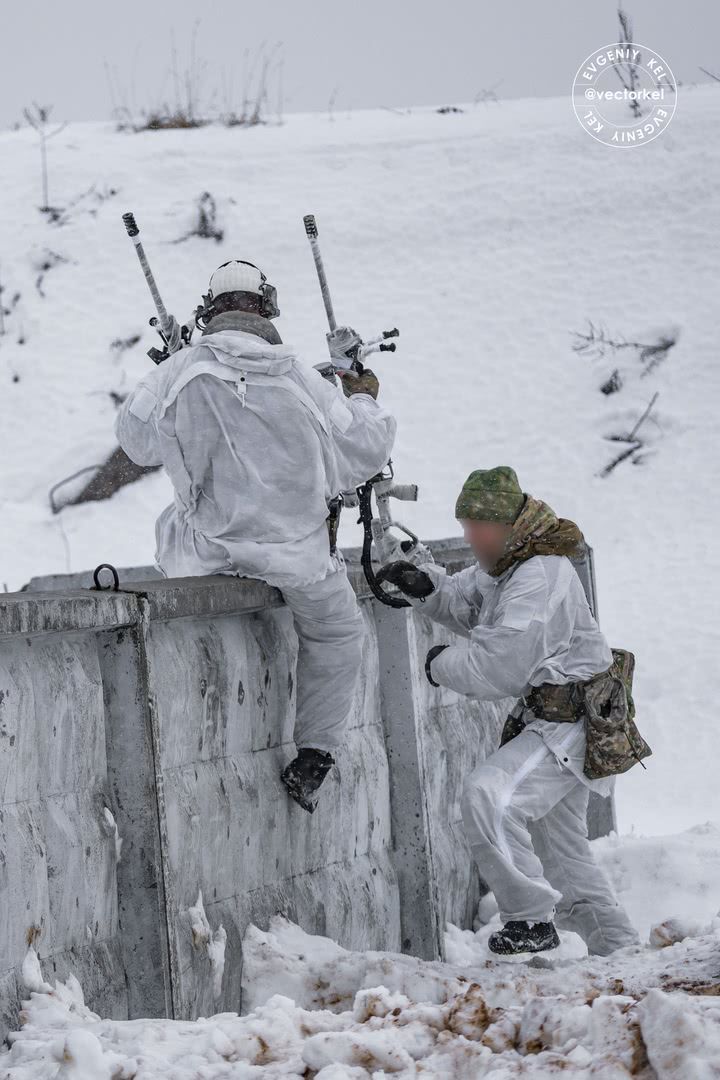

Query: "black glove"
<box><xmin>425</xmin><ymin>645</ymin><xmax>449</xmax><ymax>687</ymax></box>
<box><xmin>375</xmin><ymin>560</ymin><xmax>435</xmax><ymax>599</ymax></box>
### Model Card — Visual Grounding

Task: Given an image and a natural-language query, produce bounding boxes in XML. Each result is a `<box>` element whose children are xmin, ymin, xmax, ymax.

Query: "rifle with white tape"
<box><xmin>303</xmin><ymin>213</ymin><xmax>433</xmax><ymax>607</ymax></box>
<box><xmin>122</xmin><ymin>211</ymin><xmax>194</xmax><ymax>363</ymax></box>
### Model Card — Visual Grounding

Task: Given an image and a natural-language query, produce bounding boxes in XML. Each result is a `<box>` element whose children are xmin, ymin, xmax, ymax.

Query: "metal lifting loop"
<box><xmin>92</xmin><ymin>563</ymin><xmax>120</xmax><ymax>592</ymax></box>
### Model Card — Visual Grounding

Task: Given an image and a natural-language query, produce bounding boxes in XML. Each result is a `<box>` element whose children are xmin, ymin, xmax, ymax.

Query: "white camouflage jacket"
<box><xmin>410</xmin><ymin>555</ymin><xmax>616</xmax><ymax>795</ymax></box>
<box><xmin>115</xmin><ymin>329</ymin><xmax>397</xmax><ymax>588</ymax></box>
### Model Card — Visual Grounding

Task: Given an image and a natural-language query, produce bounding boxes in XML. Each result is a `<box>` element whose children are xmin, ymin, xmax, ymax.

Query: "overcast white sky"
<box><xmin>1</xmin><ymin>0</ymin><xmax>717</xmax><ymax>127</ymax></box>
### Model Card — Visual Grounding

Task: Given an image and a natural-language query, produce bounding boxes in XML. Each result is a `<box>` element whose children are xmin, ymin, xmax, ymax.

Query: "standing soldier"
<box><xmin>377</xmin><ymin>466</ymin><xmax>646</xmax><ymax>956</ymax></box>
<box><xmin>115</xmin><ymin>260</ymin><xmax>396</xmax><ymax>813</ymax></box>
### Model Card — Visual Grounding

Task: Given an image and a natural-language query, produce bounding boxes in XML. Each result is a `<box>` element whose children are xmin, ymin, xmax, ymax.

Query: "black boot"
<box><xmin>280</xmin><ymin>748</ymin><xmax>335</xmax><ymax>813</ymax></box>
<box><xmin>488</xmin><ymin>920</ymin><xmax>560</xmax><ymax>955</ymax></box>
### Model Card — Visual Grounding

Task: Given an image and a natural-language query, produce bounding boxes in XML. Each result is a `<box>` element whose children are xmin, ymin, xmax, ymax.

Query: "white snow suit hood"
<box><xmin>193</xmin><ymin>329</ymin><xmax>296</xmax><ymax>376</ymax></box>
<box><xmin>115</xmin><ymin>328</ymin><xmax>397</xmax><ymax>587</ymax></box>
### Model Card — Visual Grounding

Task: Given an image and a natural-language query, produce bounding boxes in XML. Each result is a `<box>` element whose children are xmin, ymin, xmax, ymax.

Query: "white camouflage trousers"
<box><xmin>280</xmin><ymin>556</ymin><xmax>366</xmax><ymax>754</ymax></box>
<box><xmin>460</xmin><ymin>729</ymin><xmax>639</xmax><ymax>955</ymax></box>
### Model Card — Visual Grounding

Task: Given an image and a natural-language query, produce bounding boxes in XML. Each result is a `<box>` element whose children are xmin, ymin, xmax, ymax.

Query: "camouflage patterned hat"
<box><xmin>454</xmin><ymin>466</ymin><xmax>526</xmax><ymax>523</ymax></box>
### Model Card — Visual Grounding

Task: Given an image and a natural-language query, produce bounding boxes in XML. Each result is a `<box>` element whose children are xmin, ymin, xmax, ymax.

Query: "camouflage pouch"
<box><xmin>582</xmin><ymin>648</ymin><xmax>652</xmax><ymax>780</ymax></box>
<box><xmin>525</xmin><ymin>682</ymin><xmax>584</xmax><ymax>723</ymax></box>
<box><xmin>499</xmin><ymin>682</ymin><xmax>582</xmax><ymax>747</ymax></box>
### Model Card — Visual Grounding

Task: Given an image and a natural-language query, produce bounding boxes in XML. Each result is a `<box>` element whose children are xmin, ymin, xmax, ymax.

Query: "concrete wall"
<box><xmin>0</xmin><ymin>590</ymin><xmax>144</xmax><ymax>1038</ymax></box>
<box><xmin>0</xmin><ymin>540</ymin><xmax>613</xmax><ymax>1037</ymax></box>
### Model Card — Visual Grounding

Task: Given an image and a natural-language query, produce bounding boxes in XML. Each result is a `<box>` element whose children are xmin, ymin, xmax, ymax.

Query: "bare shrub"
<box><xmin>615</xmin><ymin>10</ymin><xmax>643</xmax><ymax>119</ymax></box>
<box><xmin>108</xmin><ymin>30</ymin><xmax>284</xmax><ymax>132</ymax></box>
<box><xmin>220</xmin><ymin>42</ymin><xmax>283</xmax><ymax>128</ymax></box>
<box><xmin>23</xmin><ymin>102</ymin><xmax>66</xmax><ymax>212</ymax></box>
<box><xmin>599</xmin><ymin>392</ymin><xmax>660</xmax><ymax>477</ymax></box>
<box><xmin>172</xmin><ymin>192</ymin><xmax>224</xmax><ymax>244</ymax></box>
<box><xmin>572</xmin><ymin>321</ymin><xmax>678</xmax><ymax>392</ymax></box>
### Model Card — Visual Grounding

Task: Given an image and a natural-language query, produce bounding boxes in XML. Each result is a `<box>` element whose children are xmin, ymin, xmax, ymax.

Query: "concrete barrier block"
<box><xmin>0</xmin><ymin>538</ymin><xmax>617</xmax><ymax>1032</ymax></box>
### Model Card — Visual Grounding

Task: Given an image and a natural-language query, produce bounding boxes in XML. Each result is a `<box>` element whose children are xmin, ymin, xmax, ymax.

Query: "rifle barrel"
<box><xmin>303</xmin><ymin>214</ymin><xmax>337</xmax><ymax>332</ymax></box>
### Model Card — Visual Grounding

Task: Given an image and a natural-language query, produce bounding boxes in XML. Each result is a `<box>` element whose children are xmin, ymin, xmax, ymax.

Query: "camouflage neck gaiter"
<box><xmin>488</xmin><ymin>495</ymin><xmax>586</xmax><ymax>578</ymax></box>
<box><xmin>203</xmin><ymin>310</ymin><xmax>282</xmax><ymax>344</ymax></box>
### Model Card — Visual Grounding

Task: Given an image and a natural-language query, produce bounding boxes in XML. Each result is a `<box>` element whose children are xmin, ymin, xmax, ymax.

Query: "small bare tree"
<box><xmin>23</xmin><ymin>102</ymin><xmax>66</xmax><ymax>211</ymax></box>
<box><xmin>615</xmin><ymin>9</ymin><xmax>642</xmax><ymax>118</ymax></box>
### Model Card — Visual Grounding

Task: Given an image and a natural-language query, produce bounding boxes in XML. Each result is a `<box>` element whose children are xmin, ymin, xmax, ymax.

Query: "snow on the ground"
<box><xmin>2</xmin><ymin>826</ymin><xmax>719</xmax><ymax>1078</ymax></box>
<box><xmin>3</xmin><ymin>913</ymin><xmax>719</xmax><ymax>1077</ymax></box>
<box><xmin>594</xmin><ymin>822</ymin><xmax>720</xmax><ymax>943</ymax></box>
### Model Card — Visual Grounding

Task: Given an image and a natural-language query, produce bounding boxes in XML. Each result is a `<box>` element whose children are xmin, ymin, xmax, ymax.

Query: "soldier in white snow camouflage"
<box><xmin>116</xmin><ymin>259</ymin><xmax>397</xmax><ymax>813</ymax></box>
<box><xmin>378</xmin><ymin>466</ymin><xmax>645</xmax><ymax>957</ymax></box>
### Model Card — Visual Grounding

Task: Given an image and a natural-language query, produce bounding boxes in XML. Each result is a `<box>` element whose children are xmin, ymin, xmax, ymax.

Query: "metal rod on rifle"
<box><xmin>303</xmin><ymin>214</ymin><xmax>337</xmax><ymax>333</ymax></box>
<box><xmin>122</xmin><ymin>211</ymin><xmax>182</xmax><ymax>354</ymax></box>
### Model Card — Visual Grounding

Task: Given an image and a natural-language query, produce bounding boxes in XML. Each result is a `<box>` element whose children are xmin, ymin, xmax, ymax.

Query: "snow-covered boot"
<box><xmin>280</xmin><ymin>748</ymin><xmax>335</xmax><ymax>813</ymax></box>
<box><xmin>488</xmin><ymin>920</ymin><xmax>561</xmax><ymax>955</ymax></box>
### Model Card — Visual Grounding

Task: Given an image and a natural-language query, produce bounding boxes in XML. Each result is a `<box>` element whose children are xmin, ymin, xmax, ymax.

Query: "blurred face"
<box><xmin>460</xmin><ymin>519</ymin><xmax>514</xmax><ymax>570</ymax></box>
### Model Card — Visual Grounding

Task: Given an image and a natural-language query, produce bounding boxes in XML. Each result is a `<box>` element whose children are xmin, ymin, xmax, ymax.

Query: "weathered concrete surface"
<box><xmin>408</xmin><ymin>607</ymin><xmax>512</xmax><ymax>949</ymax></box>
<box><xmin>145</xmin><ymin>602</ymin><xmax>399</xmax><ymax>1018</ymax></box>
<box><xmin>97</xmin><ymin>623</ymin><xmax>172</xmax><ymax>1021</ymax></box>
<box><xmin>0</xmin><ymin>630</ymin><xmax>128</xmax><ymax>1038</ymax></box>
<box><xmin>374</xmin><ymin>604</ymin><xmax>443</xmax><ymax>961</ymax></box>
<box><xmin>0</xmin><ymin>589</ymin><xmax>138</xmax><ymax>640</ymax></box>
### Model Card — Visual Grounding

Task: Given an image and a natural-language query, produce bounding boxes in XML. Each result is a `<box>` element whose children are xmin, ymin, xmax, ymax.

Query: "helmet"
<box><xmin>209</xmin><ymin>261</ymin><xmax>263</xmax><ymax>299</ymax></box>
<box><xmin>205</xmin><ymin>259</ymin><xmax>280</xmax><ymax>320</ymax></box>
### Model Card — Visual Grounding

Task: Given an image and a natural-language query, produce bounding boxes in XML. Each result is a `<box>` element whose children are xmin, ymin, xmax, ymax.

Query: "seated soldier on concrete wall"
<box><xmin>377</xmin><ymin>466</ymin><xmax>647</xmax><ymax>957</ymax></box>
<box><xmin>116</xmin><ymin>260</ymin><xmax>396</xmax><ymax>814</ymax></box>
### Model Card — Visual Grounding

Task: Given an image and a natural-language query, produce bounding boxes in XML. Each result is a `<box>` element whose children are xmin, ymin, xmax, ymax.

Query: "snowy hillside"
<box><xmin>1</xmin><ymin>87</ymin><xmax>719</xmax><ymax>838</ymax></box>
